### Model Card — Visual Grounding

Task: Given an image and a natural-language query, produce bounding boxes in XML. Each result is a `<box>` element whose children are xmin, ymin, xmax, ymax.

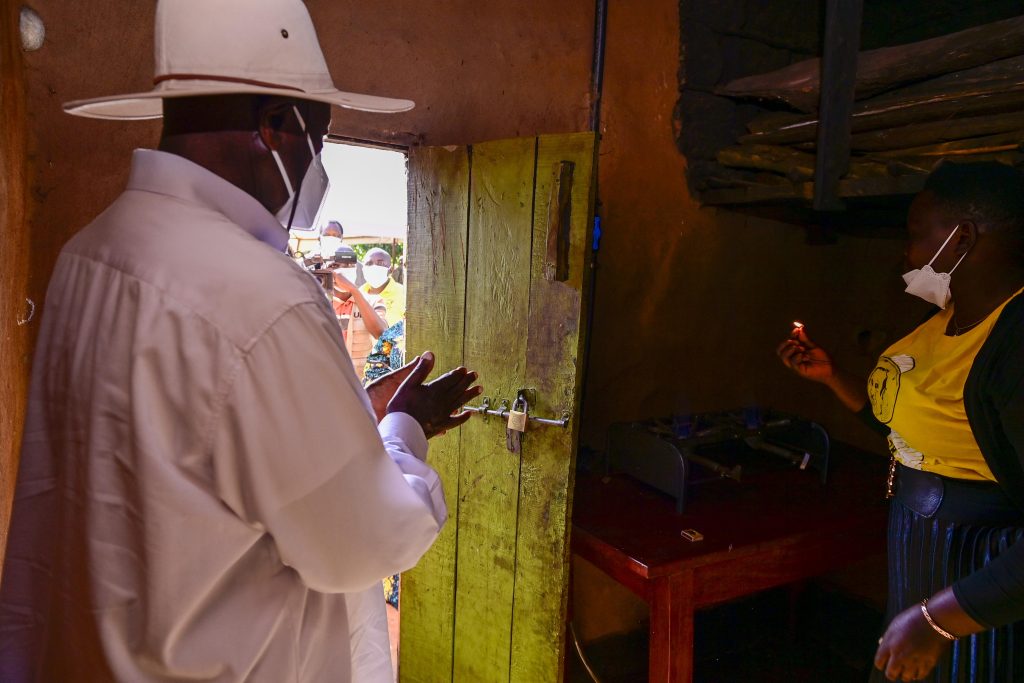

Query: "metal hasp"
<box><xmin>544</xmin><ymin>161</ymin><xmax>575</xmax><ymax>282</ymax></box>
<box><xmin>465</xmin><ymin>393</ymin><xmax>571</xmax><ymax>428</ymax></box>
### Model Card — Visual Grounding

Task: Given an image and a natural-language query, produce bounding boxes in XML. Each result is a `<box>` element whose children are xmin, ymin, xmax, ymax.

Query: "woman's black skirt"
<box><xmin>871</xmin><ymin>464</ymin><xmax>1024</xmax><ymax>682</ymax></box>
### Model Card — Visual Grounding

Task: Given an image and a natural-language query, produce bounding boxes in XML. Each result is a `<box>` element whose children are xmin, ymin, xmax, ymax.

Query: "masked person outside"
<box><xmin>0</xmin><ymin>2</ymin><xmax>482</xmax><ymax>682</ymax></box>
<box><xmin>361</xmin><ymin>247</ymin><xmax>406</xmax><ymax>329</ymax></box>
<box><xmin>777</xmin><ymin>162</ymin><xmax>1024</xmax><ymax>683</ymax></box>
<box><xmin>361</xmin><ymin>248</ymin><xmax>407</xmax><ymax>382</ymax></box>
<box><xmin>331</xmin><ymin>244</ymin><xmax>387</xmax><ymax>341</ymax></box>
<box><xmin>320</xmin><ymin>219</ymin><xmax>345</xmax><ymax>261</ymax></box>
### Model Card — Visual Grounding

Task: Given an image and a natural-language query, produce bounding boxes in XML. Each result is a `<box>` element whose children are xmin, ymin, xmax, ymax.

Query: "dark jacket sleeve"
<box><xmin>856</xmin><ymin>403</ymin><xmax>890</xmax><ymax>437</ymax></box>
<box><xmin>954</xmin><ymin>295</ymin><xmax>1024</xmax><ymax>627</ymax></box>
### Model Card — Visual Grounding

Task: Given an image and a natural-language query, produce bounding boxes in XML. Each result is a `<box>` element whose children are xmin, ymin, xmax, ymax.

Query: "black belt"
<box><xmin>894</xmin><ymin>463</ymin><xmax>1024</xmax><ymax>526</ymax></box>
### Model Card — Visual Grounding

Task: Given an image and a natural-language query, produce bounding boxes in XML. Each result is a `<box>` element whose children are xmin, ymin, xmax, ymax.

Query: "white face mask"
<box><xmin>364</xmin><ymin>265</ymin><xmax>390</xmax><ymax>289</ymax></box>
<box><xmin>320</xmin><ymin>235</ymin><xmax>343</xmax><ymax>259</ymax></box>
<box><xmin>271</xmin><ymin>106</ymin><xmax>330</xmax><ymax>231</ymax></box>
<box><xmin>902</xmin><ymin>225</ymin><xmax>968</xmax><ymax>309</ymax></box>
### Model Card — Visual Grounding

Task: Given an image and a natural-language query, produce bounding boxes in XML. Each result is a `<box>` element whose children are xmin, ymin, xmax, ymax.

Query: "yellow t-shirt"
<box><xmin>361</xmin><ymin>279</ymin><xmax>406</xmax><ymax>327</ymax></box>
<box><xmin>868</xmin><ymin>289</ymin><xmax>1024</xmax><ymax>481</ymax></box>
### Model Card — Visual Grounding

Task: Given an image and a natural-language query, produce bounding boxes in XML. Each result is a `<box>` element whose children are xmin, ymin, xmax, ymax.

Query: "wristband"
<box><xmin>920</xmin><ymin>599</ymin><xmax>958</xmax><ymax>641</ymax></box>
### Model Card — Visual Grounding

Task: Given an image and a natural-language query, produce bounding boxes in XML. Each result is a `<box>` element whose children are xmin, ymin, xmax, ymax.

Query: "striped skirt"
<box><xmin>871</xmin><ymin>465</ymin><xmax>1024</xmax><ymax>682</ymax></box>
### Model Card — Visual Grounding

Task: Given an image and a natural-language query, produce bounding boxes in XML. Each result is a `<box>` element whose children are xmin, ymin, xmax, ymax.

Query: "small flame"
<box><xmin>792</xmin><ymin>321</ymin><xmax>804</xmax><ymax>329</ymax></box>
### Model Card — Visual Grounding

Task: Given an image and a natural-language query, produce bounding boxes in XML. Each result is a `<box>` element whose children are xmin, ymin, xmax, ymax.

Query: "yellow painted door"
<box><xmin>401</xmin><ymin>133</ymin><xmax>597</xmax><ymax>683</ymax></box>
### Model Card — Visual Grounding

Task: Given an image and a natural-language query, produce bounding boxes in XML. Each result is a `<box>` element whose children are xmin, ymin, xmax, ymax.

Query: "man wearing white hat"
<box><xmin>0</xmin><ymin>1</ymin><xmax>478</xmax><ymax>681</ymax></box>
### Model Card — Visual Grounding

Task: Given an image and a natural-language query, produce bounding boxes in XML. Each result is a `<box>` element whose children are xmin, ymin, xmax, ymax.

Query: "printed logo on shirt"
<box><xmin>868</xmin><ymin>354</ymin><xmax>915</xmax><ymax>424</ymax></box>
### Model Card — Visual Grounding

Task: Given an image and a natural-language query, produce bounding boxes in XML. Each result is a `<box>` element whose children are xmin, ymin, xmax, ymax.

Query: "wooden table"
<box><xmin>571</xmin><ymin>444</ymin><xmax>889</xmax><ymax>682</ymax></box>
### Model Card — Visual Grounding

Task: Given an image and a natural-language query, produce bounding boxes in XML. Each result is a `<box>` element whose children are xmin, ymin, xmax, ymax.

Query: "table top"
<box><xmin>572</xmin><ymin>442</ymin><xmax>890</xmax><ymax>580</ymax></box>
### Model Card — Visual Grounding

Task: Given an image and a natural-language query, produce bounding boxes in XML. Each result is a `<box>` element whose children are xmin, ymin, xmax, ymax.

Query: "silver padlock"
<box><xmin>507</xmin><ymin>409</ymin><xmax>528</xmax><ymax>433</ymax></box>
<box><xmin>506</xmin><ymin>396</ymin><xmax>528</xmax><ymax>454</ymax></box>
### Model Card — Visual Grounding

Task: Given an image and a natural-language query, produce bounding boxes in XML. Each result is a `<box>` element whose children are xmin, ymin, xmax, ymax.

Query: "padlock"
<box><xmin>505</xmin><ymin>396</ymin><xmax>528</xmax><ymax>454</ymax></box>
<box><xmin>507</xmin><ymin>409</ymin><xmax>528</xmax><ymax>433</ymax></box>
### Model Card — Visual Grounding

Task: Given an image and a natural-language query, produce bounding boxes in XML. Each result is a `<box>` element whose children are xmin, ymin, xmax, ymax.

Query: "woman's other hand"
<box><xmin>874</xmin><ymin>603</ymin><xmax>952</xmax><ymax>682</ymax></box>
<box><xmin>776</xmin><ymin>326</ymin><xmax>834</xmax><ymax>383</ymax></box>
<box><xmin>333</xmin><ymin>271</ymin><xmax>359</xmax><ymax>293</ymax></box>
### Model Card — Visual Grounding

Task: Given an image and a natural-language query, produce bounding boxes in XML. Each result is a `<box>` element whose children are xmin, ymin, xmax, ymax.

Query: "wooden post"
<box><xmin>813</xmin><ymin>0</ymin><xmax>864</xmax><ymax>211</ymax></box>
<box><xmin>0</xmin><ymin>0</ymin><xmax>31</xmax><ymax>566</ymax></box>
<box><xmin>402</xmin><ymin>146</ymin><xmax>471</xmax><ymax>682</ymax></box>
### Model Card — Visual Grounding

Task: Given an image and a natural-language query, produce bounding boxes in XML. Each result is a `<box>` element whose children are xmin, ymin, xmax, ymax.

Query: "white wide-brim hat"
<box><xmin>64</xmin><ymin>0</ymin><xmax>413</xmax><ymax>120</ymax></box>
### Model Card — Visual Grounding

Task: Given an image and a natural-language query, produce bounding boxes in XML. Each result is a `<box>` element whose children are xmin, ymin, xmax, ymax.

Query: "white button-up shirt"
<box><xmin>0</xmin><ymin>150</ymin><xmax>445</xmax><ymax>682</ymax></box>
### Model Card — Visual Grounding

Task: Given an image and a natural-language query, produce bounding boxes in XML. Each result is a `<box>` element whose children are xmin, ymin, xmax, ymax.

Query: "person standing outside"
<box><xmin>360</xmin><ymin>248</ymin><xmax>407</xmax><ymax>383</ymax></box>
<box><xmin>361</xmin><ymin>247</ymin><xmax>406</xmax><ymax>328</ymax></box>
<box><xmin>331</xmin><ymin>244</ymin><xmax>387</xmax><ymax>340</ymax></box>
<box><xmin>0</xmin><ymin>2</ymin><xmax>480</xmax><ymax>682</ymax></box>
<box><xmin>320</xmin><ymin>219</ymin><xmax>345</xmax><ymax>261</ymax></box>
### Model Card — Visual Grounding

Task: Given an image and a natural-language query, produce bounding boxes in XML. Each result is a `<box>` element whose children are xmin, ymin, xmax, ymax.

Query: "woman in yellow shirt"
<box><xmin>779</xmin><ymin>162</ymin><xmax>1024</xmax><ymax>682</ymax></box>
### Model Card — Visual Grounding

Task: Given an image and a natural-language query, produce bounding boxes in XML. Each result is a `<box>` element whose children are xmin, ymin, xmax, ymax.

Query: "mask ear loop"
<box><xmin>280</xmin><ymin>105</ymin><xmax>318</xmax><ymax>233</ymax></box>
<box><xmin>948</xmin><ymin>247</ymin><xmax>969</xmax><ymax>275</ymax></box>
<box><xmin>291</xmin><ymin>106</ymin><xmax>318</xmax><ymax>157</ymax></box>
<box><xmin>270</xmin><ymin>150</ymin><xmax>295</xmax><ymax>198</ymax></box>
<box><xmin>926</xmin><ymin>224</ymin><xmax>963</xmax><ymax>268</ymax></box>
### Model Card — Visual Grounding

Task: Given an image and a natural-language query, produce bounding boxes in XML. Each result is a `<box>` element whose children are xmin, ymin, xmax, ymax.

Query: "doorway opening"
<box><xmin>318</xmin><ymin>139</ymin><xmax>410</xmax><ymax>677</ymax></box>
<box><xmin>310</xmin><ymin>139</ymin><xmax>410</xmax><ymax>386</ymax></box>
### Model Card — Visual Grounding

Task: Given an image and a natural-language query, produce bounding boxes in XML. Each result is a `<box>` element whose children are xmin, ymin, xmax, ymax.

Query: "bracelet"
<box><xmin>920</xmin><ymin>599</ymin><xmax>958</xmax><ymax>641</ymax></box>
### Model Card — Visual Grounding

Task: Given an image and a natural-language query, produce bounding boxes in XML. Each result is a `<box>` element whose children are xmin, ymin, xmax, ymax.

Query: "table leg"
<box><xmin>648</xmin><ymin>571</ymin><xmax>695</xmax><ymax>683</ymax></box>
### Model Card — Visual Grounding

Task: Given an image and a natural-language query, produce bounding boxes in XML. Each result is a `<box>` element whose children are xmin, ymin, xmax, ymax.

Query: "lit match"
<box><xmin>792</xmin><ymin>321</ymin><xmax>804</xmax><ymax>330</ymax></box>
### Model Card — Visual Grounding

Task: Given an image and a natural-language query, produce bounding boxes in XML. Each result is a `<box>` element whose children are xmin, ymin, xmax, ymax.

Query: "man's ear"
<box><xmin>257</xmin><ymin>101</ymin><xmax>294</xmax><ymax>152</ymax></box>
<box><xmin>956</xmin><ymin>221</ymin><xmax>978</xmax><ymax>255</ymax></box>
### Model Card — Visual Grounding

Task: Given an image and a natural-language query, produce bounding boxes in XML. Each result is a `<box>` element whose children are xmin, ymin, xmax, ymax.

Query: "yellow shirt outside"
<box><xmin>361</xmin><ymin>278</ymin><xmax>406</xmax><ymax>327</ymax></box>
<box><xmin>868</xmin><ymin>288</ymin><xmax>1024</xmax><ymax>481</ymax></box>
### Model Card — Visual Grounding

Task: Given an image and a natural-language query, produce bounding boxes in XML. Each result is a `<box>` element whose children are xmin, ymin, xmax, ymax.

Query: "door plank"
<box><xmin>402</xmin><ymin>145</ymin><xmax>470</xmax><ymax>683</ymax></box>
<box><xmin>452</xmin><ymin>137</ymin><xmax>537</xmax><ymax>682</ymax></box>
<box><xmin>510</xmin><ymin>133</ymin><xmax>596</xmax><ymax>683</ymax></box>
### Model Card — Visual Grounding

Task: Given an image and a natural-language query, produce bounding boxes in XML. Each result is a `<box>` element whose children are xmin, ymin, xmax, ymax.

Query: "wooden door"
<box><xmin>401</xmin><ymin>133</ymin><xmax>596</xmax><ymax>683</ymax></box>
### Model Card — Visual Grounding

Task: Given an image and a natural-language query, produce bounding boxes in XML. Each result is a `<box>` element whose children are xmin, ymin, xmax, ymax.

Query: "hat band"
<box><xmin>154</xmin><ymin>73</ymin><xmax>305</xmax><ymax>93</ymax></box>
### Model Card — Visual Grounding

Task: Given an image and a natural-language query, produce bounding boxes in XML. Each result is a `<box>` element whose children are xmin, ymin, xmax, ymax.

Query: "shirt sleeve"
<box><xmin>952</xmin><ymin>368</ymin><xmax>1024</xmax><ymax>628</ymax></box>
<box><xmin>211</xmin><ymin>302</ymin><xmax>446</xmax><ymax>594</ymax></box>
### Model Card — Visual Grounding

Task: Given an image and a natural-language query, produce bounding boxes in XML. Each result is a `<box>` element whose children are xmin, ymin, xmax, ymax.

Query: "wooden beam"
<box><xmin>716</xmin><ymin>144</ymin><xmax>889</xmax><ymax>182</ymax></box>
<box><xmin>0</xmin><ymin>0</ymin><xmax>31</xmax><ymax>567</ymax></box>
<box><xmin>742</xmin><ymin>77</ymin><xmax>1024</xmax><ymax>147</ymax></box>
<box><xmin>813</xmin><ymin>0</ymin><xmax>864</xmax><ymax>211</ymax></box>
<box><xmin>847</xmin><ymin>110</ymin><xmax>1024</xmax><ymax>152</ymax></box>
<box><xmin>716</xmin><ymin>15</ymin><xmax>1024</xmax><ymax>112</ymax></box>
<box><xmin>698</xmin><ymin>174</ymin><xmax>926</xmax><ymax>207</ymax></box>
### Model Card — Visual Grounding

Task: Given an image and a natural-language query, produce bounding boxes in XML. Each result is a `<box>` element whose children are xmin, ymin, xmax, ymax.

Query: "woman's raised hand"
<box><xmin>776</xmin><ymin>326</ymin><xmax>835</xmax><ymax>384</ymax></box>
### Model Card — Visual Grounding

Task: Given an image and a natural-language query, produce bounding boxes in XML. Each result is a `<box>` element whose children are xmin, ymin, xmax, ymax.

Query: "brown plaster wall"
<box><xmin>580</xmin><ymin>0</ymin><xmax>925</xmax><ymax>455</ymax></box>
<box><xmin>310</xmin><ymin>1</ymin><xmax>595</xmax><ymax>146</ymax></box>
<box><xmin>19</xmin><ymin>0</ymin><xmax>595</xmax><ymax>319</ymax></box>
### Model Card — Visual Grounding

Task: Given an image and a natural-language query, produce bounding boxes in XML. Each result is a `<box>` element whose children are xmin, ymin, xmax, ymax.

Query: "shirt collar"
<box><xmin>126</xmin><ymin>149</ymin><xmax>289</xmax><ymax>252</ymax></box>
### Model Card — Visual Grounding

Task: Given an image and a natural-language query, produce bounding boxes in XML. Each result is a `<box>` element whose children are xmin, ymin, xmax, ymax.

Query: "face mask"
<box><xmin>336</xmin><ymin>267</ymin><xmax>358</xmax><ymax>282</ymax></box>
<box><xmin>902</xmin><ymin>225</ymin><xmax>968</xmax><ymax>309</ymax></box>
<box><xmin>271</xmin><ymin>106</ymin><xmax>330</xmax><ymax>231</ymax></box>
<box><xmin>320</xmin><ymin>235</ymin><xmax>343</xmax><ymax>259</ymax></box>
<box><xmin>364</xmin><ymin>265</ymin><xmax>390</xmax><ymax>288</ymax></box>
